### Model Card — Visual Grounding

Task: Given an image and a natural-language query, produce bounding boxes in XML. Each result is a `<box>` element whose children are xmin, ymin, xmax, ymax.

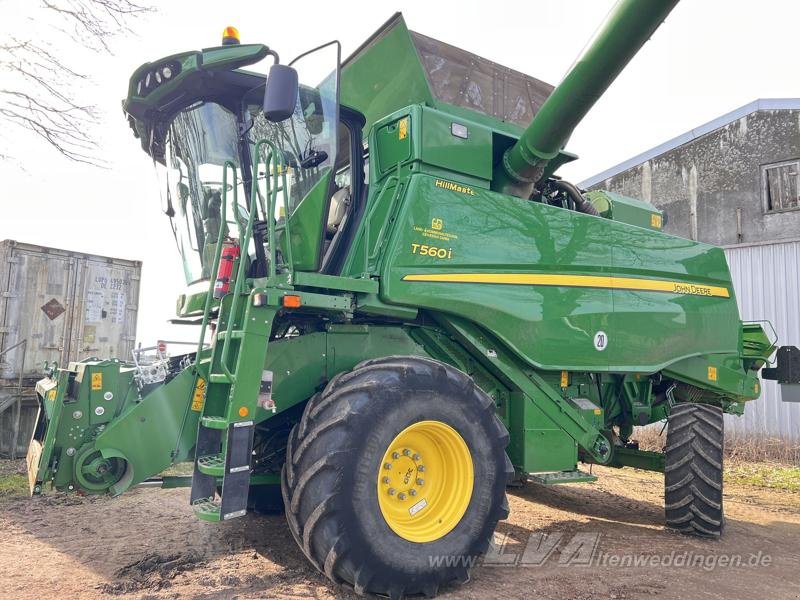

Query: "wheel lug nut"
<box><xmin>416</xmin><ymin>478</ymin><xmax>425</xmax><ymax>486</ymax></box>
<box><xmin>403</xmin><ymin>449</ymin><xmax>411</xmax><ymax>456</ymax></box>
<box><xmin>398</xmin><ymin>492</ymin><xmax>407</xmax><ymax>500</ymax></box>
<box><xmin>412</xmin><ymin>453</ymin><xmax>421</xmax><ymax>461</ymax></box>
<box><xmin>388</xmin><ymin>488</ymin><xmax>396</xmax><ymax>496</ymax></box>
<box><xmin>417</xmin><ymin>465</ymin><xmax>425</xmax><ymax>472</ymax></box>
<box><xmin>409</xmin><ymin>489</ymin><xmax>417</xmax><ymax>497</ymax></box>
<box><xmin>384</xmin><ymin>462</ymin><xmax>392</xmax><ymax>470</ymax></box>
<box><xmin>392</xmin><ymin>452</ymin><xmax>400</xmax><ymax>459</ymax></box>
<box><xmin>382</xmin><ymin>476</ymin><xmax>390</xmax><ymax>484</ymax></box>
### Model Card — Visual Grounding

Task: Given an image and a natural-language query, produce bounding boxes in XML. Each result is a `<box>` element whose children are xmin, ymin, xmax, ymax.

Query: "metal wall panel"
<box><xmin>0</xmin><ymin>239</ymin><xmax>141</xmax><ymax>457</ymax></box>
<box><xmin>724</xmin><ymin>239</ymin><xmax>800</xmax><ymax>441</ymax></box>
<box><xmin>0</xmin><ymin>240</ymin><xmax>141</xmax><ymax>379</ymax></box>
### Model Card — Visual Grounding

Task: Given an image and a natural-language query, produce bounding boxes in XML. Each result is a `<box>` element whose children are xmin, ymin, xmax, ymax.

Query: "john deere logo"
<box><xmin>431</xmin><ymin>218</ymin><xmax>443</xmax><ymax>231</ymax></box>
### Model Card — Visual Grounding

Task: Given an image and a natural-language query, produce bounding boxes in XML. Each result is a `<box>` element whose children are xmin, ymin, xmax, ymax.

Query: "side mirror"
<box><xmin>263</xmin><ymin>64</ymin><xmax>298</xmax><ymax>122</ymax></box>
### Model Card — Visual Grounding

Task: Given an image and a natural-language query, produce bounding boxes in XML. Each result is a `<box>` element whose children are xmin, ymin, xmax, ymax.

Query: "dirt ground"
<box><xmin>0</xmin><ymin>463</ymin><xmax>798</xmax><ymax>600</ymax></box>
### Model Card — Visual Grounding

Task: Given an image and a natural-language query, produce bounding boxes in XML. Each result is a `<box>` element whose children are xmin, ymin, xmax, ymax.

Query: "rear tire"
<box><xmin>281</xmin><ymin>356</ymin><xmax>513</xmax><ymax>598</ymax></box>
<box><xmin>664</xmin><ymin>403</ymin><xmax>724</xmax><ymax>537</ymax></box>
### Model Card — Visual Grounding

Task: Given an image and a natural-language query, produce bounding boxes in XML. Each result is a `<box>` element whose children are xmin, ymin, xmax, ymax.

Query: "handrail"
<box><xmin>194</xmin><ymin>145</ymin><xmax>289</xmax><ymax>383</ymax></box>
<box><xmin>195</xmin><ymin>161</ymin><xmax>237</xmax><ymax>362</ymax></box>
<box><xmin>362</xmin><ymin>175</ymin><xmax>403</xmax><ymax>274</ymax></box>
<box><xmin>251</xmin><ymin>139</ymin><xmax>290</xmax><ymax>281</ymax></box>
<box><xmin>217</xmin><ymin>141</ymin><xmax>288</xmax><ymax>382</ymax></box>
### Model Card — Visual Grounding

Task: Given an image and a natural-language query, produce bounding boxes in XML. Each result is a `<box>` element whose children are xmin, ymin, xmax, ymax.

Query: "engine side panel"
<box><xmin>380</xmin><ymin>173</ymin><xmax>740</xmax><ymax>373</ymax></box>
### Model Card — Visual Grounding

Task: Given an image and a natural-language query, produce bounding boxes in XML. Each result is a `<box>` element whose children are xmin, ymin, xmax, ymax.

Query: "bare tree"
<box><xmin>0</xmin><ymin>0</ymin><xmax>150</xmax><ymax>165</ymax></box>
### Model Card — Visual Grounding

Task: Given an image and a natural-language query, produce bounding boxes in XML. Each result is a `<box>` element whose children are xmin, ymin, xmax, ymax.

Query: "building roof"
<box><xmin>579</xmin><ymin>98</ymin><xmax>800</xmax><ymax>189</ymax></box>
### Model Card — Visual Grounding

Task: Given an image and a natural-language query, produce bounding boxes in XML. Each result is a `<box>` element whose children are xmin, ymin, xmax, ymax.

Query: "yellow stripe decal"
<box><xmin>401</xmin><ymin>273</ymin><xmax>729</xmax><ymax>298</ymax></box>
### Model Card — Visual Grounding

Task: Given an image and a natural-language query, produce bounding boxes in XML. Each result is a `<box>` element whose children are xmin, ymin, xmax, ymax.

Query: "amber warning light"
<box><xmin>222</xmin><ymin>26</ymin><xmax>240</xmax><ymax>45</ymax></box>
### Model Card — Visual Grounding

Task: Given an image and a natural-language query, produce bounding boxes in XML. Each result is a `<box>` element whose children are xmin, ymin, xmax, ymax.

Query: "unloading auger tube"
<box><xmin>493</xmin><ymin>0</ymin><xmax>680</xmax><ymax>197</ymax></box>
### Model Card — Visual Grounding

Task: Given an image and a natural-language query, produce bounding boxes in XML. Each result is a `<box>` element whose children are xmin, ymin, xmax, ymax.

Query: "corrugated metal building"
<box><xmin>581</xmin><ymin>99</ymin><xmax>800</xmax><ymax>441</ymax></box>
<box><xmin>724</xmin><ymin>240</ymin><xmax>800</xmax><ymax>441</ymax></box>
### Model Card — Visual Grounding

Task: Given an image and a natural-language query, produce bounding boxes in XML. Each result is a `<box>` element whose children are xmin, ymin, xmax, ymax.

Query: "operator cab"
<box><xmin>135</xmin><ymin>36</ymin><xmax>367</xmax><ymax>289</ymax></box>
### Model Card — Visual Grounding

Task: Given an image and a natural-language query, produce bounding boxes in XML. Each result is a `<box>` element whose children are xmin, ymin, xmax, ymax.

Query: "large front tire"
<box><xmin>281</xmin><ymin>356</ymin><xmax>512</xmax><ymax>598</ymax></box>
<box><xmin>664</xmin><ymin>403</ymin><xmax>724</xmax><ymax>537</ymax></box>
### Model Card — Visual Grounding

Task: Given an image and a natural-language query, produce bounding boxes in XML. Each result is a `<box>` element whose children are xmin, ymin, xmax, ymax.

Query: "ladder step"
<box><xmin>209</xmin><ymin>373</ymin><xmax>233</xmax><ymax>384</ymax></box>
<box><xmin>200</xmin><ymin>416</ymin><xmax>229</xmax><ymax>430</ymax></box>
<box><xmin>191</xmin><ymin>497</ymin><xmax>248</xmax><ymax>522</ymax></box>
<box><xmin>529</xmin><ymin>470</ymin><xmax>597</xmax><ymax>485</ymax></box>
<box><xmin>191</xmin><ymin>497</ymin><xmax>221</xmax><ymax>522</ymax></box>
<box><xmin>216</xmin><ymin>330</ymin><xmax>245</xmax><ymax>341</ymax></box>
<box><xmin>196</xmin><ymin>453</ymin><xmax>226</xmax><ymax>477</ymax></box>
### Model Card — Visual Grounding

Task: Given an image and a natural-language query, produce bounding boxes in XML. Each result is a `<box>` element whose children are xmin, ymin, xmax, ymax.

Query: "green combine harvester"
<box><xmin>26</xmin><ymin>0</ymin><xmax>800</xmax><ymax>596</ymax></box>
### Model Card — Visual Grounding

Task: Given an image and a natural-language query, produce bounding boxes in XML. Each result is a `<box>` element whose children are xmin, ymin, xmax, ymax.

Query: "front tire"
<box><xmin>282</xmin><ymin>356</ymin><xmax>513</xmax><ymax>598</ymax></box>
<box><xmin>664</xmin><ymin>403</ymin><xmax>724</xmax><ymax>537</ymax></box>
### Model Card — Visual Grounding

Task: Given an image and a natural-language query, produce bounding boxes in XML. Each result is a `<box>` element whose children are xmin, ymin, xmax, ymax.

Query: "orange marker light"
<box><xmin>222</xmin><ymin>26</ymin><xmax>240</xmax><ymax>46</ymax></box>
<box><xmin>282</xmin><ymin>295</ymin><xmax>302</xmax><ymax>309</ymax></box>
<box><xmin>238</xmin><ymin>406</ymin><xmax>249</xmax><ymax>417</ymax></box>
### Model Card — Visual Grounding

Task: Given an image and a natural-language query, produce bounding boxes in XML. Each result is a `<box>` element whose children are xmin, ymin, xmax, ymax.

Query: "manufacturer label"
<box><xmin>398</xmin><ymin>117</ymin><xmax>408</xmax><ymax>140</ymax></box>
<box><xmin>593</xmin><ymin>331</ymin><xmax>608</xmax><ymax>352</ymax></box>
<box><xmin>191</xmin><ymin>377</ymin><xmax>207</xmax><ymax>412</ymax></box>
<box><xmin>410</xmin><ymin>243</ymin><xmax>453</xmax><ymax>260</ymax></box>
<box><xmin>708</xmin><ymin>366</ymin><xmax>718</xmax><ymax>381</ymax></box>
<box><xmin>650</xmin><ymin>213</ymin><xmax>663</xmax><ymax>229</ymax></box>
<box><xmin>91</xmin><ymin>372</ymin><xmax>103</xmax><ymax>390</ymax></box>
<box><xmin>409</xmin><ymin>497</ymin><xmax>428</xmax><ymax>517</ymax></box>
<box><xmin>434</xmin><ymin>178</ymin><xmax>476</xmax><ymax>196</ymax></box>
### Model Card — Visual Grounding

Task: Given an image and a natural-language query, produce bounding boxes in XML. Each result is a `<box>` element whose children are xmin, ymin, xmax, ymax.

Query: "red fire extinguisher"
<box><xmin>213</xmin><ymin>239</ymin><xmax>240</xmax><ymax>299</ymax></box>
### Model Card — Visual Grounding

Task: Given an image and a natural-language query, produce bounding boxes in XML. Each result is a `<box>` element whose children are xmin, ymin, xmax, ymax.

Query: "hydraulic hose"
<box><xmin>552</xmin><ymin>180</ymin><xmax>600</xmax><ymax>216</ymax></box>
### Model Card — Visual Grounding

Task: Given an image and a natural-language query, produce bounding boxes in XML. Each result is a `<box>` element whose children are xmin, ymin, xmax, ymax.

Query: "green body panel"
<box><xmin>287</xmin><ymin>173</ymin><xmax>332</xmax><ymax>271</ymax></box>
<box><xmin>419</xmin><ymin>108</ymin><xmax>494</xmax><ymax>183</ymax></box>
<box><xmin>376</xmin><ymin>172</ymin><xmax>741</xmax><ymax>377</ymax></box>
<box><xmin>258</xmin><ymin>324</ymin><xmax>427</xmax><ymax>419</ymax></box>
<box><xmin>510</xmin><ymin>392</ymin><xmax>577</xmax><ymax>473</ymax></box>
<box><xmin>341</xmin><ymin>15</ymin><xmax>434</xmax><ymax>134</ymax></box>
<box><xmin>585</xmin><ymin>189</ymin><xmax>663</xmax><ymax>231</ymax></box>
<box><xmin>93</xmin><ymin>368</ymin><xmax>199</xmax><ymax>490</ymax></box>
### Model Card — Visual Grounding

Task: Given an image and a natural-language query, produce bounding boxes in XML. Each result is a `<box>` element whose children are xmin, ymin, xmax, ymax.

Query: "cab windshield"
<box><xmin>155</xmin><ymin>102</ymin><xmax>249</xmax><ymax>284</ymax></box>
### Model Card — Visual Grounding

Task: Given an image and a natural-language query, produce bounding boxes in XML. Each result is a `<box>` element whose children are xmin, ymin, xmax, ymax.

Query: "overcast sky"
<box><xmin>1</xmin><ymin>0</ymin><xmax>798</xmax><ymax>345</ymax></box>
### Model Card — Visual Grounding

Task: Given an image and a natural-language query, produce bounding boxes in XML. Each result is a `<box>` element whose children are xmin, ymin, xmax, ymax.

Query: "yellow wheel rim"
<box><xmin>377</xmin><ymin>420</ymin><xmax>474</xmax><ymax>543</ymax></box>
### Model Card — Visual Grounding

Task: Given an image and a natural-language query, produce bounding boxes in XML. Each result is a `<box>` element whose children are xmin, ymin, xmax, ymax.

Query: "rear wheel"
<box><xmin>664</xmin><ymin>403</ymin><xmax>724</xmax><ymax>537</ymax></box>
<box><xmin>282</xmin><ymin>356</ymin><xmax>513</xmax><ymax>598</ymax></box>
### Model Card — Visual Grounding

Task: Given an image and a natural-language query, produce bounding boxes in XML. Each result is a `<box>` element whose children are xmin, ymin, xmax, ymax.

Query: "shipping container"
<box><xmin>0</xmin><ymin>240</ymin><xmax>141</xmax><ymax>457</ymax></box>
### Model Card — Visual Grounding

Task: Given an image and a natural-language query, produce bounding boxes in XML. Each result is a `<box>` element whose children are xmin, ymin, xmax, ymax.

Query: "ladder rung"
<box><xmin>209</xmin><ymin>373</ymin><xmax>233</xmax><ymax>384</ymax></box>
<box><xmin>200</xmin><ymin>416</ymin><xmax>229</xmax><ymax>430</ymax></box>
<box><xmin>191</xmin><ymin>497</ymin><xmax>221</xmax><ymax>522</ymax></box>
<box><xmin>216</xmin><ymin>330</ymin><xmax>245</xmax><ymax>341</ymax></box>
<box><xmin>196</xmin><ymin>453</ymin><xmax>226</xmax><ymax>477</ymax></box>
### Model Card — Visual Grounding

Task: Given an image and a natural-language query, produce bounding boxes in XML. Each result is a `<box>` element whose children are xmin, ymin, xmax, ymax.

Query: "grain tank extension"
<box><xmin>26</xmin><ymin>1</ymin><xmax>800</xmax><ymax>597</ymax></box>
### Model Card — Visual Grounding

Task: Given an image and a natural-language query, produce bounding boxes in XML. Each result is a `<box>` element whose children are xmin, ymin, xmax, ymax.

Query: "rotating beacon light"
<box><xmin>222</xmin><ymin>26</ymin><xmax>240</xmax><ymax>46</ymax></box>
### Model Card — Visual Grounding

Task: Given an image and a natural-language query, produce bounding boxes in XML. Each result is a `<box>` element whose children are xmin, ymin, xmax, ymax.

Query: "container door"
<box><xmin>68</xmin><ymin>258</ymin><xmax>139</xmax><ymax>363</ymax></box>
<box><xmin>0</xmin><ymin>246</ymin><xmax>75</xmax><ymax>380</ymax></box>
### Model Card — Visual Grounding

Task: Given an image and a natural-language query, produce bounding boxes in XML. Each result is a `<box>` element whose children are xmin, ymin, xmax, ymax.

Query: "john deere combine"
<box><xmin>27</xmin><ymin>0</ymin><xmax>800</xmax><ymax>596</ymax></box>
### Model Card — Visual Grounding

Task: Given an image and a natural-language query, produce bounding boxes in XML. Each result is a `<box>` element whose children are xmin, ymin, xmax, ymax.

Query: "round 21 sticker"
<box><xmin>593</xmin><ymin>331</ymin><xmax>608</xmax><ymax>351</ymax></box>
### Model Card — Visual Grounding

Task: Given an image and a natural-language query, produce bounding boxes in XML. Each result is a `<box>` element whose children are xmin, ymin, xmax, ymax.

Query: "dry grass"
<box><xmin>631</xmin><ymin>424</ymin><xmax>800</xmax><ymax>466</ymax></box>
